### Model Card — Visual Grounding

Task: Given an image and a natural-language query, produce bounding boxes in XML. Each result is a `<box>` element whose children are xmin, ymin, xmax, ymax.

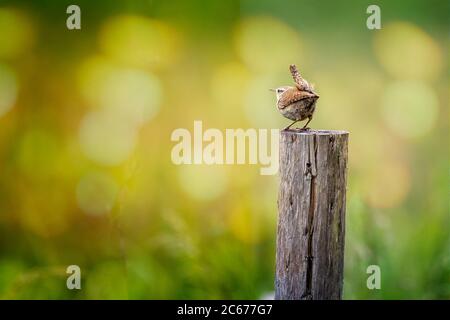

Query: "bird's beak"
<box><xmin>269</xmin><ymin>88</ymin><xmax>276</xmax><ymax>92</ymax></box>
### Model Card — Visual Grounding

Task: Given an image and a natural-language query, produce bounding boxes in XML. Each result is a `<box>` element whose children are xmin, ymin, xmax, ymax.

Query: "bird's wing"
<box><xmin>278</xmin><ymin>88</ymin><xmax>317</xmax><ymax>109</ymax></box>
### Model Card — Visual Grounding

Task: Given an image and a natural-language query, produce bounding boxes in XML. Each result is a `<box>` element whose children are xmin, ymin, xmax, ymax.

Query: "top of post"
<box><xmin>281</xmin><ymin>129</ymin><xmax>349</xmax><ymax>136</ymax></box>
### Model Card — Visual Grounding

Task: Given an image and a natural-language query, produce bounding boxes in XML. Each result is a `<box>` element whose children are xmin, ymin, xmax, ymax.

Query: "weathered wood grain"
<box><xmin>275</xmin><ymin>129</ymin><xmax>348</xmax><ymax>300</ymax></box>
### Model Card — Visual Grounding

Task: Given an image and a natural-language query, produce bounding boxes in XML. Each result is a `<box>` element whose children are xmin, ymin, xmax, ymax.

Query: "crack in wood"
<box><xmin>302</xmin><ymin>134</ymin><xmax>317</xmax><ymax>299</ymax></box>
<box><xmin>285</xmin><ymin>252</ymin><xmax>290</xmax><ymax>272</ymax></box>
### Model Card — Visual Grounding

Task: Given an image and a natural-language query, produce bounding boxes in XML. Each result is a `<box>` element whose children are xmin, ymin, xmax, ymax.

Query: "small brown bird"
<box><xmin>271</xmin><ymin>65</ymin><xmax>319</xmax><ymax>130</ymax></box>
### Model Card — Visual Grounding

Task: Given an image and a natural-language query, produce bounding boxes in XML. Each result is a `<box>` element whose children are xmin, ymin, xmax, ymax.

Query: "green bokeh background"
<box><xmin>0</xmin><ymin>0</ymin><xmax>448</xmax><ymax>299</ymax></box>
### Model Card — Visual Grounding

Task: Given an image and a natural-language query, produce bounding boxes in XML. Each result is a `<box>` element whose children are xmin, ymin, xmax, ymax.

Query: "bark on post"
<box><xmin>275</xmin><ymin>129</ymin><xmax>349</xmax><ymax>300</ymax></box>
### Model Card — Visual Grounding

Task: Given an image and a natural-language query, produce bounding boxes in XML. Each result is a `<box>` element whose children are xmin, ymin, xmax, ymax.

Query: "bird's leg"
<box><xmin>284</xmin><ymin>120</ymin><xmax>299</xmax><ymax>130</ymax></box>
<box><xmin>301</xmin><ymin>116</ymin><xmax>312</xmax><ymax>130</ymax></box>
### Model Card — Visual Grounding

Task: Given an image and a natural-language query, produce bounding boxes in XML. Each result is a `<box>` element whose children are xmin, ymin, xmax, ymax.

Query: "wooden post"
<box><xmin>275</xmin><ymin>129</ymin><xmax>349</xmax><ymax>300</ymax></box>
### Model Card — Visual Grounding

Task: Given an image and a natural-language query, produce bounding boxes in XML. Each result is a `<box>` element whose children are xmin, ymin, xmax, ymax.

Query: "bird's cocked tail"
<box><xmin>290</xmin><ymin>64</ymin><xmax>313</xmax><ymax>93</ymax></box>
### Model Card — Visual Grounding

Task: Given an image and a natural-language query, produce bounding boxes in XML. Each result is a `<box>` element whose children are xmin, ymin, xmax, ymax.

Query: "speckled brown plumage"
<box><xmin>273</xmin><ymin>65</ymin><xmax>319</xmax><ymax>130</ymax></box>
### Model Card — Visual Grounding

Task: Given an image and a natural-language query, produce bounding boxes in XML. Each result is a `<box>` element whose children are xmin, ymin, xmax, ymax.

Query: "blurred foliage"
<box><xmin>0</xmin><ymin>0</ymin><xmax>448</xmax><ymax>299</ymax></box>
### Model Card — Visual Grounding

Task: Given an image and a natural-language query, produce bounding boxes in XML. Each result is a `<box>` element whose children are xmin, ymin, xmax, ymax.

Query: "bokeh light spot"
<box><xmin>381</xmin><ymin>81</ymin><xmax>438</xmax><ymax>138</ymax></box>
<box><xmin>79</xmin><ymin>110</ymin><xmax>137</xmax><ymax>166</ymax></box>
<box><xmin>78</xmin><ymin>56</ymin><xmax>162</xmax><ymax>125</ymax></box>
<box><xmin>99</xmin><ymin>15</ymin><xmax>179</xmax><ymax>69</ymax></box>
<box><xmin>178</xmin><ymin>166</ymin><xmax>228</xmax><ymax>201</ymax></box>
<box><xmin>234</xmin><ymin>16</ymin><xmax>303</xmax><ymax>72</ymax></box>
<box><xmin>374</xmin><ymin>22</ymin><xmax>443</xmax><ymax>80</ymax></box>
<box><xmin>210</xmin><ymin>62</ymin><xmax>251</xmax><ymax>112</ymax></box>
<box><xmin>76</xmin><ymin>171</ymin><xmax>119</xmax><ymax>216</ymax></box>
<box><xmin>0</xmin><ymin>64</ymin><xmax>18</xmax><ymax>117</ymax></box>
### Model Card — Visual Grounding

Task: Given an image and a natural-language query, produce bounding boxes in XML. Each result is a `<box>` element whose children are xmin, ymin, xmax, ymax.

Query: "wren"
<box><xmin>271</xmin><ymin>64</ymin><xmax>319</xmax><ymax>130</ymax></box>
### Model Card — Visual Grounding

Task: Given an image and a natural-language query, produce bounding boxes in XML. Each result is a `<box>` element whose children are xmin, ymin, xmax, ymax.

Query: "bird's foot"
<box><xmin>300</xmin><ymin>127</ymin><xmax>311</xmax><ymax>131</ymax></box>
